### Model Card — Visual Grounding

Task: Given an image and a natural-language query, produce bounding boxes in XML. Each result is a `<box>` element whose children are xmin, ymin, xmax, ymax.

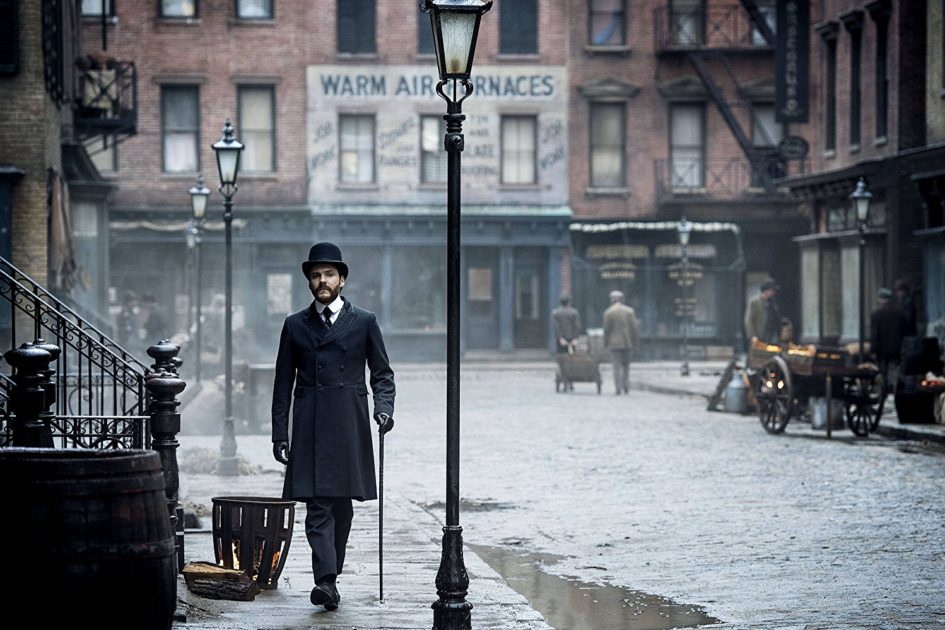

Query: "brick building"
<box><xmin>781</xmin><ymin>0</ymin><xmax>944</xmax><ymax>349</ymax></box>
<box><xmin>86</xmin><ymin>0</ymin><xmax>571</xmax><ymax>363</ymax></box>
<box><xmin>88</xmin><ymin>0</ymin><xmax>813</xmax><ymax>366</ymax></box>
<box><xmin>565</xmin><ymin>0</ymin><xmax>807</xmax><ymax>358</ymax></box>
<box><xmin>0</xmin><ymin>0</ymin><xmax>128</xmax><ymax>341</ymax></box>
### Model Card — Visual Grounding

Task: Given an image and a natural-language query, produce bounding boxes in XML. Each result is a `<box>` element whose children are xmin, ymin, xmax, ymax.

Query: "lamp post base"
<box><xmin>432</xmin><ymin>525</ymin><xmax>472</xmax><ymax>630</ymax></box>
<box><xmin>218</xmin><ymin>417</ymin><xmax>239</xmax><ymax>476</ymax></box>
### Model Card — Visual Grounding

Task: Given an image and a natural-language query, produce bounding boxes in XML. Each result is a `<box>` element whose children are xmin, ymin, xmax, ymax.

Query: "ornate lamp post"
<box><xmin>422</xmin><ymin>1</ymin><xmax>491</xmax><ymax>628</ymax></box>
<box><xmin>188</xmin><ymin>174</ymin><xmax>209</xmax><ymax>384</ymax></box>
<box><xmin>677</xmin><ymin>216</ymin><xmax>692</xmax><ymax>377</ymax></box>
<box><xmin>212</xmin><ymin>120</ymin><xmax>243</xmax><ymax>477</ymax></box>
<box><xmin>850</xmin><ymin>177</ymin><xmax>872</xmax><ymax>362</ymax></box>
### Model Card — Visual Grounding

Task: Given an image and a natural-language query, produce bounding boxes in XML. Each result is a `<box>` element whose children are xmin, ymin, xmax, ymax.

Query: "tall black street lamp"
<box><xmin>188</xmin><ymin>174</ymin><xmax>209</xmax><ymax>384</ymax></box>
<box><xmin>677</xmin><ymin>216</ymin><xmax>692</xmax><ymax>377</ymax></box>
<box><xmin>212</xmin><ymin>119</ymin><xmax>243</xmax><ymax>477</ymax></box>
<box><xmin>422</xmin><ymin>1</ymin><xmax>491</xmax><ymax>628</ymax></box>
<box><xmin>850</xmin><ymin>177</ymin><xmax>872</xmax><ymax>362</ymax></box>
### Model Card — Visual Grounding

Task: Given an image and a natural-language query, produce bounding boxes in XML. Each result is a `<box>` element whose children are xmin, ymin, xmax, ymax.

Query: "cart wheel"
<box><xmin>757</xmin><ymin>356</ymin><xmax>793</xmax><ymax>434</ymax></box>
<box><xmin>844</xmin><ymin>366</ymin><xmax>885</xmax><ymax>437</ymax></box>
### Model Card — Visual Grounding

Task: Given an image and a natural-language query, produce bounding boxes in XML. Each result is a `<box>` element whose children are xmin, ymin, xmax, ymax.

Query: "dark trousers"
<box><xmin>610</xmin><ymin>348</ymin><xmax>631</xmax><ymax>393</ymax></box>
<box><xmin>305</xmin><ymin>497</ymin><xmax>354</xmax><ymax>582</ymax></box>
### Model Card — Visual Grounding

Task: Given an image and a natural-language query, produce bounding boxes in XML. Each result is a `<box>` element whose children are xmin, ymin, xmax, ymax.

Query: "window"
<box><xmin>83</xmin><ymin>135</ymin><xmax>117</xmax><ymax>174</ymax></box>
<box><xmin>392</xmin><ymin>246</ymin><xmax>446</xmax><ymax>330</ymax></box>
<box><xmin>751</xmin><ymin>104</ymin><xmax>783</xmax><ymax>147</ymax></box>
<box><xmin>237</xmin><ymin>0</ymin><xmax>272</xmax><ymax>19</ymax></box>
<box><xmin>825</xmin><ymin>38</ymin><xmax>837</xmax><ymax>151</ymax></box>
<box><xmin>339</xmin><ymin>114</ymin><xmax>375</xmax><ymax>183</ymax></box>
<box><xmin>669</xmin><ymin>103</ymin><xmax>704</xmax><ymax>189</ymax></box>
<box><xmin>501</xmin><ymin>116</ymin><xmax>537</xmax><ymax>184</ymax></box>
<box><xmin>161</xmin><ymin>86</ymin><xmax>199</xmax><ymax>173</ymax></box>
<box><xmin>500</xmin><ymin>0</ymin><xmax>537</xmax><ymax>54</ymax></box>
<box><xmin>420</xmin><ymin>115</ymin><xmax>446</xmax><ymax>184</ymax></box>
<box><xmin>81</xmin><ymin>0</ymin><xmax>113</xmax><ymax>16</ymax></box>
<box><xmin>266</xmin><ymin>273</ymin><xmax>292</xmax><ymax>317</ymax></box>
<box><xmin>671</xmin><ymin>0</ymin><xmax>703</xmax><ymax>46</ymax></box>
<box><xmin>418</xmin><ymin>10</ymin><xmax>434</xmax><ymax>54</ymax></box>
<box><xmin>589</xmin><ymin>0</ymin><xmax>625</xmax><ymax>46</ymax></box>
<box><xmin>161</xmin><ymin>1</ymin><xmax>196</xmax><ymax>18</ymax></box>
<box><xmin>750</xmin><ymin>1</ymin><xmax>776</xmax><ymax>46</ymax></box>
<box><xmin>238</xmin><ymin>86</ymin><xmax>275</xmax><ymax>172</ymax></box>
<box><xmin>875</xmin><ymin>15</ymin><xmax>888</xmax><ymax>138</ymax></box>
<box><xmin>337</xmin><ymin>0</ymin><xmax>375</xmax><ymax>54</ymax></box>
<box><xmin>0</xmin><ymin>0</ymin><xmax>18</xmax><ymax>75</ymax></box>
<box><xmin>848</xmin><ymin>26</ymin><xmax>862</xmax><ymax>146</ymax></box>
<box><xmin>590</xmin><ymin>102</ymin><xmax>625</xmax><ymax>187</ymax></box>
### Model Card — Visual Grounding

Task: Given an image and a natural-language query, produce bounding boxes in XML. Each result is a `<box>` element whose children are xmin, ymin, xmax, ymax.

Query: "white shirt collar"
<box><xmin>315</xmin><ymin>296</ymin><xmax>344</xmax><ymax>319</ymax></box>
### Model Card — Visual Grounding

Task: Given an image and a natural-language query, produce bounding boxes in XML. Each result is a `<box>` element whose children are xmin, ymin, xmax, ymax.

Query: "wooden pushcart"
<box><xmin>555</xmin><ymin>336</ymin><xmax>602</xmax><ymax>394</ymax></box>
<box><xmin>748</xmin><ymin>341</ymin><xmax>885</xmax><ymax>437</ymax></box>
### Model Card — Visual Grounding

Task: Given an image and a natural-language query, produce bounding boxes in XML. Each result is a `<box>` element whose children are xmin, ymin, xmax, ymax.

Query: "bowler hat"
<box><xmin>877</xmin><ymin>287</ymin><xmax>893</xmax><ymax>300</ymax></box>
<box><xmin>302</xmin><ymin>242</ymin><xmax>348</xmax><ymax>278</ymax></box>
<box><xmin>760</xmin><ymin>278</ymin><xmax>780</xmax><ymax>292</ymax></box>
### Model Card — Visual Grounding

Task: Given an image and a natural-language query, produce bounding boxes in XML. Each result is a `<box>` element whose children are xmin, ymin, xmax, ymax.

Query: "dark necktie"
<box><xmin>323</xmin><ymin>307</ymin><xmax>332</xmax><ymax>328</ymax></box>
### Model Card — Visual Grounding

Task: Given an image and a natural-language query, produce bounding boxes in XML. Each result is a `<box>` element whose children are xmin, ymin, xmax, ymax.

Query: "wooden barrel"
<box><xmin>0</xmin><ymin>448</ymin><xmax>176</xmax><ymax>630</ymax></box>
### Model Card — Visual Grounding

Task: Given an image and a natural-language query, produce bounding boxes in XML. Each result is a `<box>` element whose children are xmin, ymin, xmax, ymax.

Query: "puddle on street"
<box><xmin>470</xmin><ymin>545</ymin><xmax>721</xmax><ymax>630</ymax></box>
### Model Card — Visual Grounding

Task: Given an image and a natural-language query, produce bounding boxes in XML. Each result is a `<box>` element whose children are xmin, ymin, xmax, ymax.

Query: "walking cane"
<box><xmin>378</xmin><ymin>426</ymin><xmax>385</xmax><ymax>601</ymax></box>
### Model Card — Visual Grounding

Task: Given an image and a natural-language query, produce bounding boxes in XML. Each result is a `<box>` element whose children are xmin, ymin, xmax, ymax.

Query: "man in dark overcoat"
<box><xmin>271</xmin><ymin>242</ymin><xmax>395</xmax><ymax>610</ymax></box>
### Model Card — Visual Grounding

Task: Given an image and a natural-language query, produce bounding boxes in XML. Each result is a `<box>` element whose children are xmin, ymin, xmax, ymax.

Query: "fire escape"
<box><xmin>654</xmin><ymin>1</ymin><xmax>786</xmax><ymax>196</ymax></box>
<box><xmin>41</xmin><ymin>1</ymin><xmax>138</xmax><ymax>152</ymax></box>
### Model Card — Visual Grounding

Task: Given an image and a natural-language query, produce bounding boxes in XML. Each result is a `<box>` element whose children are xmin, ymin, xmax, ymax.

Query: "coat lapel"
<box><xmin>302</xmin><ymin>303</ymin><xmax>327</xmax><ymax>342</ymax></box>
<box><xmin>318</xmin><ymin>299</ymin><xmax>356</xmax><ymax>347</ymax></box>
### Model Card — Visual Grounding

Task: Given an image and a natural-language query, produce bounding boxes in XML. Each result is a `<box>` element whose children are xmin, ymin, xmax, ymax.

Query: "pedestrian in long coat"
<box><xmin>603</xmin><ymin>290</ymin><xmax>641</xmax><ymax>395</ymax></box>
<box><xmin>271</xmin><ymin>242</ymin><xmax>395</xmax><ymax>611</ymax></box>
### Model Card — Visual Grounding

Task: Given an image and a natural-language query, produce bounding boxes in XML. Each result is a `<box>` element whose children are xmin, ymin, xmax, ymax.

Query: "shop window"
<box><xmin>392</xmin><ymin>247</ymin><xmax>446</xmax><ymax>330</ymax></box>
<box><xmin>339</xmin><ymin>114</ymin><xmax>375</xmax><ymax>183</ymax></box>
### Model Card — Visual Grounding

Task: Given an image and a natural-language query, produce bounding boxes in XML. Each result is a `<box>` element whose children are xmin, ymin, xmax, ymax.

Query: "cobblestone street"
<box><xmin>179</xmin><ymin>362</ymin><xmax>945</xmax><ymax>628</ymax></box>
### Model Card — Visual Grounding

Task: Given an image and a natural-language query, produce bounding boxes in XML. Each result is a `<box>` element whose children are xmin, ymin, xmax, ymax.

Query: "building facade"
<box><xmin>86</xmin><ymin>0</ymin><xmax>571</xmax><ymax>364</ymax></box>
<box><xmin>781</xmin><ymin>0</ymin><xmax>943</xmax><ymax>349</ymax></box>
<box><xmin>563</xmin><ymin>0</ymin><xmax>810</xmax><ymax>358</ymax></box>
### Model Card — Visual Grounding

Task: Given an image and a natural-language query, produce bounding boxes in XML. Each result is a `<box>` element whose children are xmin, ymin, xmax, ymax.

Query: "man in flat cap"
<box><xmin>271</xmin><ymin>242</ymin><xmax>395</xmax><ymax>610</ymax></box>
<box><xmin>744</xmin><ymin>278</ymin><xmax>782</xmax><ymax>346</ymax></box>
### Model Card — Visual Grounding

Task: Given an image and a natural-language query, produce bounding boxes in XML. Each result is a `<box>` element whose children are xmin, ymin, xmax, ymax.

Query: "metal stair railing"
<box><xmin>0</xmin><ymin>256</ymin><xmax>149</xmax><ymax>449</ymax></box>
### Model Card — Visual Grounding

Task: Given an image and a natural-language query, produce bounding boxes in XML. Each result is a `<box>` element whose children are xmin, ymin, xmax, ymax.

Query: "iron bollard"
<box><xmin>4</xmin><ymin>342</ymin><xmax>54</xmax><ymax>447</ymax></box>
<box><xmin>146</xmin><ymin>340</ymin><xmax>187</xmax><ymax>574</ymax></box>
<box><xmin>148</xmin><ymin>338</ymin><xmax>181</xmax><ymax>375</ymax></box>
<box><xmin>33</xmin><ymin>338</ymin><xmax>61</xmax><ymax>436</ymax></box>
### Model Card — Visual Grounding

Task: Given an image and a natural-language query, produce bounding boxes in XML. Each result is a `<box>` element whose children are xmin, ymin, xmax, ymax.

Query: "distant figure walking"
<box><xmin>141</xmin><ymin>293</ymin><xmax>169</xmax><ymax>345</ymax></box>
<box><xmin>116</xmin><ymin>290</ymin><xmax>138</xmax><ymax>349</ymax></box>
<box><xmin>603</xmin><ymin>290</ymin><xmax>641</xmax><ymax>395</ymax></box>
<box><xmin>552</xmin><ymin>294</ymin><xmax>583</xmax><ymax>353</ymax></box>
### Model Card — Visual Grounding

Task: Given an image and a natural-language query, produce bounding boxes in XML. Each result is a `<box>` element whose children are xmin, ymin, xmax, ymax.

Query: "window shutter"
<box><xmin>501</xmin><ymin>0</ymin><xmax>537</xmax><ymax>54</ymax></box>
<box><xmin>338</xmin><ymin>0</ymin><xmax>375</xmax><ymax>54</ymax></box>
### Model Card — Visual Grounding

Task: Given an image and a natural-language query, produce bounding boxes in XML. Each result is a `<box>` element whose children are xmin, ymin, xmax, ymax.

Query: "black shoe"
<box><xmin>311</xmin><ymin>578</ymin><xmax>340</xmax><ymax>610</ymax></box>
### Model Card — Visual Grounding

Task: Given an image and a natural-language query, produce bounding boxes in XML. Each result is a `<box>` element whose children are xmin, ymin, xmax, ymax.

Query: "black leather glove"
<box><xmin>273</xmin><ymin>440</ymin><xmax>289</xmax><ymax>465</ymax></box>
<box><xmin>374</xmin><ymin>412</ymin><xmax>394</xmax><ymax>435</ymax></box>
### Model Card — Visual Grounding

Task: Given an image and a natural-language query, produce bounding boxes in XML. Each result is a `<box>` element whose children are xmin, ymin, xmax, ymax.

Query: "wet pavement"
<box><xmin>176</xmin><ymin>360</ymin><xmax>945</xmax><ymax>629</ymax></box>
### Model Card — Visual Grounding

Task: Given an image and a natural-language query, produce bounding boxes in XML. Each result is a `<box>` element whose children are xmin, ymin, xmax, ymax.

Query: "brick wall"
<box><xmin>0</xmin><ymin>0</ymin><xmax>58</xmax><ymax>282</ymax></box>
